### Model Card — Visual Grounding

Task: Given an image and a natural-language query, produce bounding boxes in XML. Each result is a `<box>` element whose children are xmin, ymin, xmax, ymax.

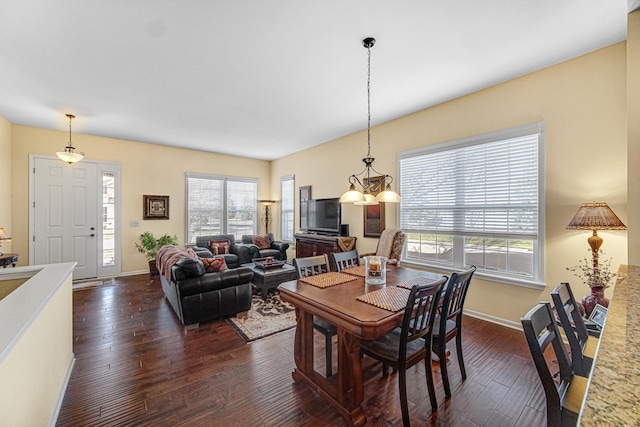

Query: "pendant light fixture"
<box><xmin>56</xmin><ymin>113</ymin><xmax>84</xmax><ymax>164</ymax></box>
<box><xmin>339</xmin><ymin>37</ymin><xmax>401</xmax><ymax>205</ymax></box>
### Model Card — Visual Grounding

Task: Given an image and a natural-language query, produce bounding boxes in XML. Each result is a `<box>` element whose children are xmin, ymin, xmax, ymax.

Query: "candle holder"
<box><xmin>363</xmin><ymin>256</ymin><xmax>387</xmax><ymax>285</ymax></box>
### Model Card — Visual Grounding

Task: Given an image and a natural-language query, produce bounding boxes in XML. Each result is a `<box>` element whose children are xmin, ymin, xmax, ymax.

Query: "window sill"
<box><xmin>400</xmin><ymin>259</ymin><xmax>546</xmax><ymax>290</ymax></box>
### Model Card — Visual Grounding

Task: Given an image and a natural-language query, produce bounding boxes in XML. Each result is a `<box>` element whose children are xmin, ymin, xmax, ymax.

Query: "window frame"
<box><xmin>185</xmin><ymin>173</ymin><xmax>258</xmax><ymax>244</ymax></box>
<box><xmin>280</xmin><ymin>175</ymin><xmax>295</xmax><ymax>243</ymax></box>
<box><xmin>397</xmin><ymin>122</ymin><xmax>546</xmax><ymax>289</ymax></box>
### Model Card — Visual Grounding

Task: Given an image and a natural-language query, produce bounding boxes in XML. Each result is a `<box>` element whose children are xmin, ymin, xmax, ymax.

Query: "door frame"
<box><xmin>29</xmin><ymin>155</ymin><xmax>122</xmax><ymax>278</ymax></box>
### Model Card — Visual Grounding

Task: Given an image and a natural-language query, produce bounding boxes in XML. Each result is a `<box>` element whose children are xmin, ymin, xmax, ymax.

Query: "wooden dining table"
<box><xmin>278</xmin><ymin>266</ymin><xmax>443</xmax><ymax>427</ymax></box>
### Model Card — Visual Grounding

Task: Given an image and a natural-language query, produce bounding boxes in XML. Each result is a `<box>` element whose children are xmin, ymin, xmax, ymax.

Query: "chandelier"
<box><xmin>56</xmin><ymin>113</ymin><xmax>84</xmax><ymax>164</ymax></box>
<box><xmin>339</xmin><ymin>37</ymin><xmax>401</xmax><ymax>205</ymax></box>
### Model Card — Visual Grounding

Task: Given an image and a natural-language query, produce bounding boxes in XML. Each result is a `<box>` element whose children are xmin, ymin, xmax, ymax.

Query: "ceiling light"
<box><xmin>56</xmin><ymin>114</ymin><xmax>84</xmax><ymax>164</ymax></box>
<box><xmin>339</xmin><ymin>37</ymin><xmax>401</xmax><ymax>206</ymax></box>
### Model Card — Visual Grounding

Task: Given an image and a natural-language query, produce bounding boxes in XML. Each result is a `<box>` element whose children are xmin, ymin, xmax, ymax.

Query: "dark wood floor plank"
<box><xmin>56</xmin><ymin>274</ymin><xmax>547</xmax><ymax>427</ymax></box>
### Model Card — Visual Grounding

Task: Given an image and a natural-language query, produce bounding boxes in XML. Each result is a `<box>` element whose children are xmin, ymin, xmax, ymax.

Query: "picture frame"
<box><xmin>299</xmin><ymin>185</ymin><xmax>311</xmax><ymax>231</ymax></box>
<box><xmin>143</xmin><ymin>195</ymin><xmax>170</xmax><ymax>220</ymax></box>
<box><xmin>363</xmin><ymin>176</ymin><xmax>385</xmax><ymax>238</ymax></box>
<box><xmin>588</xmin><ymin>303</ymin><xmax>608</xmax><ymax>328</ymax></box>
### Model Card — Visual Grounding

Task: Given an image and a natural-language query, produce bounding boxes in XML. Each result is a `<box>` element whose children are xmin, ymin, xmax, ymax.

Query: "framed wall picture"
<box><xmin>363</xmin><ymin>176</ymin><xmax>385</xmax><ymax>237</ymax></box>
<box><xmin>299</xmin><ymin>185</ymin><xmax>311</xmax><ymax>231</ymax></box>
<box><xmin>143</xmin><ymin>195</ymin><xmax>170</xmax><ymax>220</ymax></box>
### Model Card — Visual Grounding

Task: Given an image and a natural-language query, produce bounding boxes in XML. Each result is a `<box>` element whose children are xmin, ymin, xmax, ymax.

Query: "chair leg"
<box><xmin>398</xmin><ymin>369</ymin><xmax>410</xmax><ymax>427</ymax></box>
<box><xmin>424</xmin><ymin>356</ymin><xmax>438</xmax><ymax>412</ymax></box>
<box><xmin>456</xmin><ymin>332</ymin><xmax>466</xmax><ymax>380</ymax></box>
<box><xmin>325</xmin><ymin>333</ymin><xmax>332</xmax><ymax>378</ymax></box>
<box><xmin>438</xmin><ymin>346</ymin><xmax>452</xmax><ymax>398</ymax></box>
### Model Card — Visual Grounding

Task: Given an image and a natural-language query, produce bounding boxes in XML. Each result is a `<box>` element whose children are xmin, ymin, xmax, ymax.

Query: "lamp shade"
<box><xmin>0</xmin><ymin>227</ymin><xmax>9</xmax><ymax>240</ymax></box>
<box><xmin>339</xmin><ymin>184</ymin><xmax>366</xmax><ymax>203</ymax></box>
<box><xmin>56</xmin><ymin>150</ymin><xmax>84</xmax><ymax>164</ymax></box>
<box><xmin>566</xmin><ymin>202</ymin><xmax>627</xmax><ymax>230</ymax></box>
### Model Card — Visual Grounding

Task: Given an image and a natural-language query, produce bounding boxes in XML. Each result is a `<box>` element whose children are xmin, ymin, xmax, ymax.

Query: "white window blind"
<box><xmin>281</xmin><ymin>175</ymin><xmax>295</xmax><ymax>242</ymax></box>
<box><xmin>186</xmin><ymin>173</ymin><xmax>257</xmax><ymax>243</ymax></box>
<box><xmin>398</xmin><ymin>123</ymin><xmax>544</xmax><ymax>284</ymax></box>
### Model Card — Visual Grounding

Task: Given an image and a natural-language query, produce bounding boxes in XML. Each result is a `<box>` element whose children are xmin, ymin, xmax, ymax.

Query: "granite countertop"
<box><xmin>580</xmin><ymin>264</ymin><xmax>640</xmax><ymax>425</ymax></box>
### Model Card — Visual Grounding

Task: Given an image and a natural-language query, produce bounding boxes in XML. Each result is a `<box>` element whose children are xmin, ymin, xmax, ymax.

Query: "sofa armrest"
<box><xmin>271</xmin><ymin>241</ymin><xmax>289</xmax><ymax>252</ymax></box>
<box><xmin>235</xmin><ymin>243</ymin><xmax>259</xmax><ymax>264</ymax></box>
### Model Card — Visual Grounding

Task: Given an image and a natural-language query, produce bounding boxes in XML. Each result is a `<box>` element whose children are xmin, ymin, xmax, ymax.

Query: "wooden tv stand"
<box><xmin>294</xmin><ymin>233</ymin><xmax>356</xmax><ymax>271</ymax></box>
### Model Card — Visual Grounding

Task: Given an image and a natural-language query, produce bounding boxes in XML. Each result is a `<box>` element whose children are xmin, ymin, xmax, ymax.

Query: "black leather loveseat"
<box><xmin>193</xmin><ymin>234</ymin><xmax>254</xmax><ymax>267</ymax></box>
<box><xmin>157</xmin><ymin>245</ymin><xmax>254</xmax><ymax>327</ymax></box>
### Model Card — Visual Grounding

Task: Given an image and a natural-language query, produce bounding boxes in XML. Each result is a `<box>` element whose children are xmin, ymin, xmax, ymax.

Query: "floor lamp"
<box><xmin>258</xmin><ymin>200</ymin><xmax>276</xmax><ymax>234</ymax></box>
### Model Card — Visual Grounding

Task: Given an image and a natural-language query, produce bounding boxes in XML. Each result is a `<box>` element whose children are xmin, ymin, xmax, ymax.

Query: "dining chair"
<box><xmin>551</xmin><ymin>282</ymin><xmax>598</xmax><ymax>377</ymax></box>
<box><xmin>331</xmin><ymin>249</ymin><xmax>360</xmax><ymax>271</ymax></box>
<box><xmin>293</xmin><ymin>254</ymin><xmax>336</xmax><ymax>377</ymax></box>
<box><xmin>521</xmin><ymin>302</ymin><xmax>588</xmax><ymax>427</ymax></box>
<box><xmin>360</xmin><ymin>277</ymin><xmax>448</xmax><ymax>425</ymax></box>
<box><xmin>432</xmin><ymin>265</ymin><xmax>476</xmax><ymax>398</ymax></box>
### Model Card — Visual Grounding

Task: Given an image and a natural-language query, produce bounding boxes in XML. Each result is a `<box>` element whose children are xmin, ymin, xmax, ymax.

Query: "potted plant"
<box><xmin>135</xmin><ymin>231</ymin><xmax>178</xmax><ymax>275</ymax></box>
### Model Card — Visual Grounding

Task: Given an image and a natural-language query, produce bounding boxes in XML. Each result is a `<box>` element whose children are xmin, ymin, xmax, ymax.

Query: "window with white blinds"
<box><xmin>398</xmin><ymin>123</ymin><xmax>544</xmax><ymax>284</ymax></box>
<box><xmin>281</xmin><ymin>175</ymin><xmax>295</xmax><ymax>242</ymax></box>
<box><xmin>186</xmin><ymin>173</ymin><xmax>258</xmax><ymax>243</ymax></box>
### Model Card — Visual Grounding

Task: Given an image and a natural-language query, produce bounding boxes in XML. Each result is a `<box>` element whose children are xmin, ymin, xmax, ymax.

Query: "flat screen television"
<box><xmin>307</xmin><ymin>198</ymin><xmax>341</xmax><ymax>235</ymax></box>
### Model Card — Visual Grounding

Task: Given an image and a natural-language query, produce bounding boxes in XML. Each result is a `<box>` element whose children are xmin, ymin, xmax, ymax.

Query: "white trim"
<box><xmin>463</xmin><ymin>308</ymin><xmax>523</xmax><ymax>331</ymax></box>
<box><xmin>48</xmin><ymin>354</ymin><xmax>76</xmax><ymax>427</ymax></box>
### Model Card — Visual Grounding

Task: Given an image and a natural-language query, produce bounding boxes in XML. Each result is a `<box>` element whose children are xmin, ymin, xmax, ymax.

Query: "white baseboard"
<box><xmin>49</xmin><ymin>353</ymin><xmax>76</xmax><ymax>427</ymax></box>
<box><xmin>463</xmin><ymin>309</ymin><xmax>522</xmax><ymax>331</ymax></box>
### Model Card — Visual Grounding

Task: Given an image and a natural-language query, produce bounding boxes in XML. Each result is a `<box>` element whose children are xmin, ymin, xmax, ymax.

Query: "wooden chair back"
<box><xmin>521</xmin><ymin>302</ymin><xmax>585</xmax><ymax>427</ymax></box>
<box><xmin>551</xmin><ymin>282</ymin><xmax>594</xmax><ymax>377</ymax></box>
<box><xmin>331</xmin><ymin>250</ymin><xmax>360</xmax><ymax>272</ymax></box>
<box><xmin>294</xmin><ymin>254</ymin><xmax>330</xmax><ymax>278</ymax></box>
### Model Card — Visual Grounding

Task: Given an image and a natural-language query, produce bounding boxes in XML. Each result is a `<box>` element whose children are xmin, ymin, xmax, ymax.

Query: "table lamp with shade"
<box><xmin>0</xmin><ymin>227</ymin><xmax>11</xmax><ymax>256</ymax></box>
<box><xmin>566</xmin><ymin>202</ymin><xmax>626</xmax><ymax>314</ymax></box>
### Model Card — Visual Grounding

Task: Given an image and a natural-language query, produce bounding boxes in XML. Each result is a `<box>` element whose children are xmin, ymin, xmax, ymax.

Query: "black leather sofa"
<box><xmin>241</xmin><ymin>233</ymin><xmax>290</xmax><ymax>261</ymax></box>
<box><xmin>157</xmin><ymin>246</ymin><xmax>254</xmax><ymax>327</ymax></box>
<box><xmin>193</xmin><ymin>234</ymin><xmax>254</xmax><ymax>267</ymax></box>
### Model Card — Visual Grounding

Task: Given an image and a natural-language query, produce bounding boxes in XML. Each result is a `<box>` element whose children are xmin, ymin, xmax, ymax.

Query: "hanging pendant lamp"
<box><xmin>56</xmin><ymin>114</ymin><xmax>84</xmax><ymax>164</ymax></box>
<box><xmin>339</xmin><ymin>37</ymin><xmax>401</xmax><ymax>205</ymax></box>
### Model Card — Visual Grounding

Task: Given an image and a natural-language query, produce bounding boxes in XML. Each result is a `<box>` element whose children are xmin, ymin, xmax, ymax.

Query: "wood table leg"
<box><xmin>290</xmin><ymin>308</ymin><xmax>367</xmax><ymax>426</ymax></box>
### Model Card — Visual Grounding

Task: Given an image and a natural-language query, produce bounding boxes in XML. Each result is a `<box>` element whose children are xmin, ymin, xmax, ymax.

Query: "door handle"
<box><xmin>90</xmin><ymin>227</ymin><xmax>95</xmax><ymax>231</ymax></box>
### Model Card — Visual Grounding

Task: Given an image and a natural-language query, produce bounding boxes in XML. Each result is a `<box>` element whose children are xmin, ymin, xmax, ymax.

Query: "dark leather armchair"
<box><xmin>193</xmin><ymin>234</ymin><xmax>254</xmax><ymax>267</ymax></box>
<box><xmin>241</xmin><ymin>233</ymin><xmax>289</xmax><ymax>261</ymax></box>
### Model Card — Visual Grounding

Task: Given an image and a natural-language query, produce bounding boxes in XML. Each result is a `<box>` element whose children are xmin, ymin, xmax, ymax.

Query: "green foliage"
<box><xmin>135</xmin><ymin>231</ymin><xmax>178</xmax><ymax>260</ymax></box>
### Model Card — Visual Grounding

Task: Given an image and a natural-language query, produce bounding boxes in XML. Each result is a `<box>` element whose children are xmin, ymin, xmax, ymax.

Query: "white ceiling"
<box><xmin>0</xmin><ymin>1</ymin><xmax>629</xmax><ymax>161</ymax></box>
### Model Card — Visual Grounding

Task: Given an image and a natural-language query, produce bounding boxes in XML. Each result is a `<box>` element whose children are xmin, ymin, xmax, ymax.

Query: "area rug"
<box><xmin>226</xmin><ymin>292</ymin><xmax>296</xmax><ymax>343</ymax></box>
<box><xmin>72</xmin><ymin>278</ymin><xmax>115</xmax><ymax>291</ymax></box>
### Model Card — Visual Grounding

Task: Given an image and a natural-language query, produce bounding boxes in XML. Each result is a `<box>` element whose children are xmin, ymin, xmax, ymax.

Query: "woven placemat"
<box><xmin>357</xmin><ymin>286</ymin><xmax>411</xmax><ymax>312</ymax></box>
<box><xmin>300</xmin><ymin>272</ymin><xmax>358</xmax><ymax>288</ymax></box>
<box><xmin>396</xmin><ymin>276</ymin><xmax>441</xmax><ymax>289</ymax></box>
<box><xmin>341</xmin><ymin>265</ymin><xmax>366</xmax><ymax>277</ymax></box>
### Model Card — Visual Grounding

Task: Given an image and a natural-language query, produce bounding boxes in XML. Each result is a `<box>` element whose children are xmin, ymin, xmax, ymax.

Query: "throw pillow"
<box><xmin>208</xmin><ymin>239</ymin><xmax>230</xmax><ymax>255</ymax></box>
<box><xmin>252</xmin><ymin>234</ymin><xmax>271</xmax><ymax>250</ymax></box>
<box><xmin>199</xmin><ymin>256</ymin><xmax>228</xmax><ymax>273</ymax></box>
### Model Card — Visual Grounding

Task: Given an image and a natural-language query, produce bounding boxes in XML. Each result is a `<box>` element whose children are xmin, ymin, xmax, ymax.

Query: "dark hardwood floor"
<box><xmin>56</xmin><ymin>274</ymin><xmax>546</xmax><ymax>426</ymax></box>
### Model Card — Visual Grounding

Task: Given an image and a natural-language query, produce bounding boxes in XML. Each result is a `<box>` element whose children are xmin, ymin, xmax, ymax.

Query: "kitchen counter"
<box><xmin>579</xmin><ymin>264</ymin><xmax>640</xmax><ymax>425</ymax></box>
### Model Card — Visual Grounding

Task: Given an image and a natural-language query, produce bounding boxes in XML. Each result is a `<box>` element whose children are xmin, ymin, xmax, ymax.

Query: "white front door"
<box><xmin>33</xmin><ymin>157</ymin><xmax>98</xmax><ymax>280</ymax></box>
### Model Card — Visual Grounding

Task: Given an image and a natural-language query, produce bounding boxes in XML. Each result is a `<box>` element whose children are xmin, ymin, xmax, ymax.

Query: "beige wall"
<box><xmin>629</xmin><ymin>10</ymin><xmax>640</xmax><ymax>265</ymax></box>
<box><xmin>0</xmin><ymin>265</ymin><xmax>74</xmax><ymax>426</ymax></box>
<box><xmin>272</xmin><ymin>43</ymin><xmax>629</xmax><ymax>325</ymax></box>
<box><xmin>0</xmin><ymin>115</ymin><xmax>11</xmax><ymax>254</ymax></box>
<box><xmin>10</xmin><ymin>126</ymin><xmax>271</xmax><ymax>273</ymax></box>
